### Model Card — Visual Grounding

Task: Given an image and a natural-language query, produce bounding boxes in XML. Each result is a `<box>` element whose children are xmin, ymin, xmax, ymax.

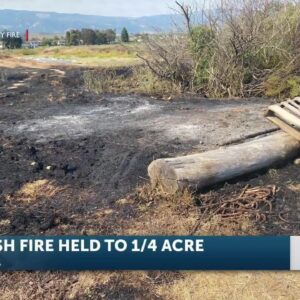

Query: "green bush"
<box><xmin>265</xmin><ymin>73</ymin><xmax>300</xmax><ymax>98</ymax></box>
<box><xmin>189</xmin><ymin>26</ymin><xmax>215</xmax><ymax>90</ymax></box>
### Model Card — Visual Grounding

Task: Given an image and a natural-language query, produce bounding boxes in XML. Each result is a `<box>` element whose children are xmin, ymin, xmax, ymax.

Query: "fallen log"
<box><xmin>148</xmin><ymin>132</ymin><xmax>300</xmax><ymax>194</ymax></box>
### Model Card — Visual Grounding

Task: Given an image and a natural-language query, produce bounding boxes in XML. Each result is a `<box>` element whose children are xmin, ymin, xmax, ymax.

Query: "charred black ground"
<box><xmin>0</xmin><ymin>65</ymin><xmax>299</xmax><ymax>234</ymax></box>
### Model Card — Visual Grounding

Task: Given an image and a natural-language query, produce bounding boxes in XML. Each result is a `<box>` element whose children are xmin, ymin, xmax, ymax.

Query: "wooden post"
<box><xmin>148</xmin><ymin>132</ymin><xmax>300</xmax><ymax>194</ymax></box>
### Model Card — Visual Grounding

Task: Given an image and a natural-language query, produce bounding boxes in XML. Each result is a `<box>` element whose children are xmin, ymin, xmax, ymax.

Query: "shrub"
<box><xmin>265</xmin><ymin>71</ymin><xmax>300</xmax><ymax>98</ymax></box>
<box><xmin>140</xmin><ymin>0</ymin><xmax>300</xmax><ymax>99</ymax></box>
<box><xmin>189</xmin><ymin>26</ymin><xmax>215</xmax><ymax>91</ymax></box>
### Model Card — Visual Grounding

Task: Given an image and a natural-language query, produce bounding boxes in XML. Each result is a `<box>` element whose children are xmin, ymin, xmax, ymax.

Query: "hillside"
<box><xmin>0</xmin><ymin>9</ymin><xmax>183</xmax><ymax>34</ymax></box>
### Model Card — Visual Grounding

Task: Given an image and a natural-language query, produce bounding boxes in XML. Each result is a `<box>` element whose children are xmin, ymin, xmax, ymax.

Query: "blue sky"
<box><xmin>0</xmin><ymin>0</ymin><xmax>201</xmax><ymax>17</ymax></box>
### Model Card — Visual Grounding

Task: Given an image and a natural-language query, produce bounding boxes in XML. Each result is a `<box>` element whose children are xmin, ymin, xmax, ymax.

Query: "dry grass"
<box><xmin>0</xmin><ymin>182</ymin><xmax>299</xmax><ymax>299</ymax></box>
<box><xmin>124</xmin><ymin>200</ymin><xmax>198</xmax><ymax>235</ymax></box>
<box><xmin>159</xmin><ymin>272</ymin><xmax>300</xmax><ymax>300</ymax></box>
<box><xmin>67</xmin><ymin>272</ymin><xmax>114</xmax><ymax>299</ymax></box>
<box><xmin>138</xmin><ymin>183</ymin><xmax>299</xmax><ymax>300</ymax></box>
<box><xmin>287</xmin><ymin>183</ymin><xmax>300</xmax><ymax>192</ymax></box>
<box><xmin>1</xmin><ymin>270</ymin><xmax>299</xmax><ymax>300</ymax></box>
<box><xmin>14</xmin><ymin>180</ymin><xmax>64</xmax><ymax>203</ymax></box>
<box><xmin>83</xmin><ymin>66</ymin><xmax>181</xmax><ymax>97</ymax></box>
<box><xmin>118</xmin><ymin>184</ymin><xmax>259</xmax><ymax>236</ymax></box>
<box><xmin>120</xmin><ymin>184</ymin><xmax>197</xmax><ymax>235</ymax></box>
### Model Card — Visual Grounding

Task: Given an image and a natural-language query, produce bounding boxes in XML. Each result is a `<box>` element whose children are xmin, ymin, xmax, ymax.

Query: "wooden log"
<box><xmin>148</xmin><ymin>132</ymin><xmax>300</xmax><ymax>194</ymax></box>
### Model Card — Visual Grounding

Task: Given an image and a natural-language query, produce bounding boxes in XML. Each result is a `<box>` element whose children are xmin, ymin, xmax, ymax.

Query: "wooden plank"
<box><xmin>292</xmin><ymin>98</ymin><xmax>300</xmax><ymax>107</ymax></box>
<box><xmin>267</xmin><ymin>116</ymin><xmax>300</xmax><ymax>141</ymax></box>
<box><xmin>148</xmin><ymin>132</ymin><xmax>300</xmax><ymax>194</ymax></box>
<box><xmin>284</xmin><ymin>102</ymin><xmax>300</xmax><ymax>117</ymax></box>
<box><xmin>268</xmin><ymin>105</ymin><xmax>300</xmax><ymax>129</ymax></box>
<box><xmin>266</xmin><ymin>98</ymin><xmax>300</xmax><ymax>141</ymax></box>
<box><xmin>288</xmin><ymin>99</ymin><xmax>300</xmax><ymax>108</ymax></box>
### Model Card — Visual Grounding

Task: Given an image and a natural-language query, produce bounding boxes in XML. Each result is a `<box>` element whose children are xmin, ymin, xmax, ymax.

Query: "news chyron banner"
<box><xmin>0</xmin><ymin>236</ymin><xmax>299</xmax><ymax>271</ymax></box>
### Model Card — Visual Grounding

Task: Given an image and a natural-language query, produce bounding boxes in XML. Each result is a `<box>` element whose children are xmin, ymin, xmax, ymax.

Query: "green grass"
<box><xmin>4</xmin><ymin>44</ymin><xmax>142</xmax><ymax>67</ymax></box>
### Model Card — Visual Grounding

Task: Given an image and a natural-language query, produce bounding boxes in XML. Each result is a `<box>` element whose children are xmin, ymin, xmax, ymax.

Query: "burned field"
<box><xmin>0</xmin><ymin>63</ymin><xmax>299</xmax><ymax>235</ymax></box>
<box><xmin>0</xmin><ymin>61</ymin><xmax>300</xmax><ymax>299</ymax></box>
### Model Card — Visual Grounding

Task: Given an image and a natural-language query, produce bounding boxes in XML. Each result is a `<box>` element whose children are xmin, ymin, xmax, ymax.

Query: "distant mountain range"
<box><xmin>0</xmin><ymin>9</ymin><xmax>185</xmax><ymax>35</ymax></box>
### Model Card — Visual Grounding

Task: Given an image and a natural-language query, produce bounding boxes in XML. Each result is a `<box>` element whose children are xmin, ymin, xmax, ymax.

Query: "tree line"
<box><xmin>66</xmin><ymin>27</ymin><xmax>129</xmax><ymax>46</ymax></box>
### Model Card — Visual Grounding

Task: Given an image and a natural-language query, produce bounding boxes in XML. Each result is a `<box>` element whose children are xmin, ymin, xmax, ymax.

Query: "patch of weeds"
<box><xmin>265</xmin><ymin>66</ymin><xmax>300</xmax><ymax>98</ymax></box>
<box><xmin>83</xmin><ymin>69</ymin><xmax>117</xmax><ymax>94</ymax></box>
<box><xmin>83</xmin><ymin>66</ymin><xmax>181</xmax><ymax>97</ymax></box>
<box><xmin>19</xmin><ymin>48</ymin><xmax>38</xmax><ymax>56</ymax></box>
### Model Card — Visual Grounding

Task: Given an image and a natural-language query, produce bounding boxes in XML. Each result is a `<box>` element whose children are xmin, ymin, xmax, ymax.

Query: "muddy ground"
<box><xmin>0</xmin><ymin>62</ymin><xmax>299</xmax><ymax>299</ymax></box>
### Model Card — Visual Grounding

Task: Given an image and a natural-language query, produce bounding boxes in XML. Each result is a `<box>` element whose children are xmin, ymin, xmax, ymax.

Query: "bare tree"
<box><xmin>136</xmin><ymin>1</ymin><xmax>197</xmax><ymax>91</ymax></box>
<box><xmin>137</xmin><ymin>34</ymin><xmax>193</xmax><ymax>90</ymax></box>
<box><xmin>175</xmin><ymin>1</ymin><xmax>193</xmax><ymax>35</ymax></box>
